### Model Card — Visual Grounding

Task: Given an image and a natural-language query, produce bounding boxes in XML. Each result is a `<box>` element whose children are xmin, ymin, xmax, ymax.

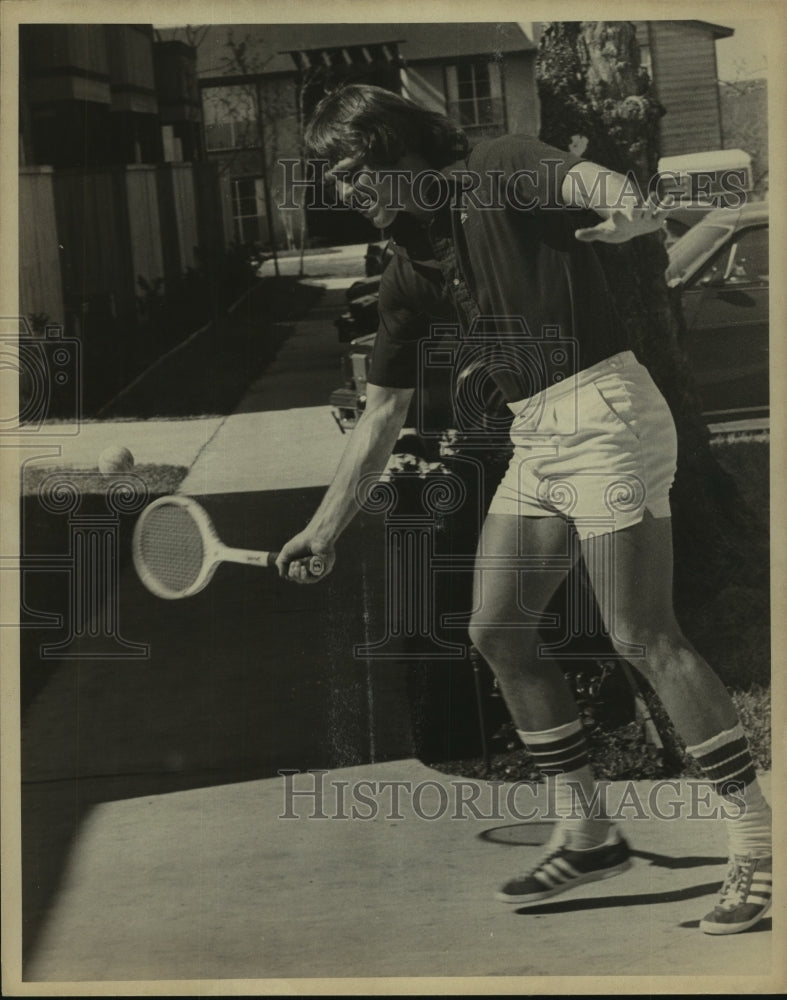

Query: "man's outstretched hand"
<box><xmin>276</xmin><ymin>531</ymin><xmax>336</xmax><ymax>584</ymax></box>
<box><xmin>574</xmin><ymin>201</ymin><xmax>669</xmax><ymax>244</ymax></box>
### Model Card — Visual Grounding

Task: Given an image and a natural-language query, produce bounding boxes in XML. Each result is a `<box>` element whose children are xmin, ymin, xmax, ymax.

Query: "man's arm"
<box><xmin>561</xmin><ymin>160</ymin><xmax>668</xmax><ymax>244</ymax></box>
<box><xmin>276</xmin><ymin>382</ymin><xmax>414</xmax><ymax>583</ymax></box>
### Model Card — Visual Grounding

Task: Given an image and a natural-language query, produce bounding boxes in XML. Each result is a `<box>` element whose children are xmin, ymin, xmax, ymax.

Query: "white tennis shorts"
<box><xmin>488</xmin><ymin>351</ymin><xmax>678</xmax><ymax>539</ymax></box>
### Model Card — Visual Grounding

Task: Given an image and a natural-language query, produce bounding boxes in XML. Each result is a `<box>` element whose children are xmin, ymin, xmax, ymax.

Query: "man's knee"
<box><xmin>609</xmin><ymin>623</ymin><xmax>691</xmax><ymax>674</ymax></box>
<box><xmin>468</xmin><ymin>617</ymin><xmax>538</xmax><ymax>670</ymax></box>
<box><xmin>467</xmin><ymin>619</ymin><xmax>499</xmax><ymax>662</ymax></box>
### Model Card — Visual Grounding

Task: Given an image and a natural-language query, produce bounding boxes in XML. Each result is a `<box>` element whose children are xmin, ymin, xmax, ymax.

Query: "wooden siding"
<box><xmin>649</xmin><ymin>21</ymin><xmax>722</xmax><ymax>155</ymax></box>
<box><xmin>22</xmin><ymin>162</ymin><xmax>225</xmax><ymax>337</ymax></box>
<box><xmin>23</xmin><ymin>23</ymin><xmax>109</xmax><ymax>76</ymax></box>
<box><xmin>19</xmin><ymin>167</ymin><xmax>64</xmax><ymax>324</ymax></box>
<box><xmin>157</xmin><ymin>164</ymin><xmax>200</xmax><ymax>278</ymax></box>
<box><xmin>170</xmin><ymin>164</ymin><xmax>199</xmax><ymax>270</ymax></box>
<box><xmin>125</xmin><ymin>166</ymin><xmax>165</xmax><ymax>290</ymax></box>
<box><xmin>106</xmin><ymin>25</ymin><xmax>158</xmax><ymax>114</ymax></box>
<box><xmin>23</xmin><ymin>24</ymin><xmax>111</xmax><ymax>105</ymax></box>
<box><xmin>51</xmin><ymin>167</ymin><xmax>135</xmax><ymax>318</ymax></box>
<box><xmin>23</xmin><ymin>25</ymin><xmax>158</xmax><ymax>112</ymax></box>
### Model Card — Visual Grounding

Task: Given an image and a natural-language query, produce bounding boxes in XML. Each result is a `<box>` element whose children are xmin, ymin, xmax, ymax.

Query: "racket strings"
<box><xmin>138</xmin><ymin>504</ymin><xmax>205</xmax><ymax>595</ymax></box>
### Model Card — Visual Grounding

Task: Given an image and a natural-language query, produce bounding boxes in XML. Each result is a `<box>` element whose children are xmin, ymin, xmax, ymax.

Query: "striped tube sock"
<box><xmin>517</xmin><ymin>719</ymin><xmax>612</xmax><ymax>850</ymax></box>
<box><xmin>687</xmin><ymin>724</ymin><xmax>771</xmax><ymax>859</ymax></box>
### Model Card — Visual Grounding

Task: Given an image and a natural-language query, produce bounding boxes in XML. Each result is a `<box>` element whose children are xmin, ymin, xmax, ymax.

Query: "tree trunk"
<box><xmin>536</xmin><ymin>21</ymin><xmax>767</xmax><ymax>610</ymax></box>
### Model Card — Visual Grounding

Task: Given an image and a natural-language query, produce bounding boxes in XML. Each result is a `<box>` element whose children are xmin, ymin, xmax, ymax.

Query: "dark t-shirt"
<box><xmin>367</xmin><ymin>135</ymin><xmax>631</xmax><ymax>401</ymax></box>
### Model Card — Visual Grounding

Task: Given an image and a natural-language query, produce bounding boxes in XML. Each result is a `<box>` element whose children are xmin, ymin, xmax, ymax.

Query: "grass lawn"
<box><xmin>713</xmin><ymin>436</ymin><xmax>769</xmax><ymax>523</ymax></box>
<box><xmin>21</xmin><ymin>463</ymin><xmax>189</xmax><ymax>498</ymax></box>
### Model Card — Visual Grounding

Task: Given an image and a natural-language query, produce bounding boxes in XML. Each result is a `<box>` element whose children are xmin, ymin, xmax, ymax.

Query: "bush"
<box><xmin>68</xmin><ymin>243</ymin><xmax>264</xmax><ymax>417</ymax></box>
<box><xmin>135</xmin><ymin>241</ymin><xmax>260</xmax><ymax>347</ymax></box>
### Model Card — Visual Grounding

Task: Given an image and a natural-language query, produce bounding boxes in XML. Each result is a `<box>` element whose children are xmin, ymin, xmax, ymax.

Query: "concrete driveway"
<box><xmin>21</xmin><ymin>761</ymin><xmax>775</xmax><ymax>985</ymax></box>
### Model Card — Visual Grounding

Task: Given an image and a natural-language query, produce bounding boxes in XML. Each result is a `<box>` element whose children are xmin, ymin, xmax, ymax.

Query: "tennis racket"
<box><xmin>132</xmin><ymin>495</ymin><xmax>324</xmax><ymax>599</ymax></box>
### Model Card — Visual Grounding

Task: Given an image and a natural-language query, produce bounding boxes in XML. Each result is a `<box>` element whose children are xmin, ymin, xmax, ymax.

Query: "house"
<box><xmin>18</xmin><ymin>23</ymin><xmax>226</xmax><ymax>345</ymax></box>
<box><xmin>169</xmin><ymin>20</ymin><xmax>736</xmax><ymax>247</ymax></box>
<box><xmin>185</xmin><ymin>22</ymin><xmax>539</xmax><ymax>246</ymax></box>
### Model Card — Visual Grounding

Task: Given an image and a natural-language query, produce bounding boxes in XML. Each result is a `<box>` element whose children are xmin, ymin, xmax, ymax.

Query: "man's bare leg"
<box><xmin>472</xmin><ymin>514</ymin><xmax>634</xmax><ymax>903</ymax></box>
<box><xmin>469</xmin><ymin>513</ymin><xmax>617</xmax><ymax>852</ymax></box>
<box><xmin>580</xmin><ymin>511</ymin><xmax>739</xmax><ymax>740</ymax></box>
<box><xmin>468</xmin><ymin>512</ymin><xmax>577</xmax><ymax>731</ymax></box>
<box><xmin>581</xmin><ymin>510</ymin><xmax>771</xmax><ymax>933</ymax></box>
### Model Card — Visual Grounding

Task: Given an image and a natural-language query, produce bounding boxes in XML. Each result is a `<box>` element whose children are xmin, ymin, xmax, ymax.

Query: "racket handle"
<box><xmin>307</xmin><ymin>556</ymin><xmax>325</xmax><ymax>577</ymax></box>
<box><xmin>267</xmin><ymin>552</ymin><xmax>325</xmax><ymax>577</ymax></box>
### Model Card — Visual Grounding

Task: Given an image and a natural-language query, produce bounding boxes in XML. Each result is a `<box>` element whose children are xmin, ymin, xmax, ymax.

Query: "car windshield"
<box><xmin>666</xmin><ymin>223</ymin><xmax>733</xmax><ymax>285</ymax></box>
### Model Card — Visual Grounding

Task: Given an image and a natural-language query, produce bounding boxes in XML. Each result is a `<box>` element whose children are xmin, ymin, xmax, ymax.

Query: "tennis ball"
<box><xmin>99</xmin><ymin>445</ymin><xmax>134</xmax><ymax>474</ymax></box>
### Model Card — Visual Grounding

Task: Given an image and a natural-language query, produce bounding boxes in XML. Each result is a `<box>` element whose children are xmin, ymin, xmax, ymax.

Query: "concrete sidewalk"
<box><xmin>20</xmin><ymin>415</ymin><xmax>225</xmax><ymax>472</ymax></box>
<box><xmin>26</xmin><ymin>404</ymin><xmax>345</xmax><ymax>493</ymax></box>
<box><xmin>179</xmin><ymin>286</ymin><xmax>351</xmax><ymax>495</ymax></box>
<box><xmin>23</xmin><ymin>759</ymin><xmax>773</xmax><ymax>984</ymax></box>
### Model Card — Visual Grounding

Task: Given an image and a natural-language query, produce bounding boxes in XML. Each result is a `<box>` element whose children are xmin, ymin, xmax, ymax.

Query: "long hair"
<box><xmin>304</xmin><ymin>84</ymin><xmax>469</xmax><ymax>169</ymax></box>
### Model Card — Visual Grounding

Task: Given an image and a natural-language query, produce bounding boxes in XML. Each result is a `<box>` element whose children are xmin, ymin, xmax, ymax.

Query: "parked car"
<box><xmin>663</xmin><ymin>204</ymin><xmax>716</xmax><ymax>248</ymax></box>
<box><xmin>666</xmin><ymin>200</ymin><xmax>768</xmax><ymax>421</ymax></box>
<box><xmin>331</xmin><ymin>202</ymin><xmax>769</xmax><ymax>432</ymax></box>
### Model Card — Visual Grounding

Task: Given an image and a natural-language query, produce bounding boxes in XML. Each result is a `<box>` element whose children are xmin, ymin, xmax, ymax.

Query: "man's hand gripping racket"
<box><xmin>274</xmin><ymin>530</ymin><xmax>335</xmax><ymax>585</ymax></box>
<box><xmin>133</xmin><ymin>496</ymin><xmax>327</xmax><ymax>599</ymax></box>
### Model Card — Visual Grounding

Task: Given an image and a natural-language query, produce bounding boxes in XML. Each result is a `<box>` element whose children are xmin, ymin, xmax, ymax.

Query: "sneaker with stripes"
<box><xmin>700</xmin><ymin>855</ymin><xmax>772</xmax><ymax>935</ymax></box>
<box><xmin>496</xmin><ymin>828</ymin><xmax>632</xmax><ymax>904</ymax></box>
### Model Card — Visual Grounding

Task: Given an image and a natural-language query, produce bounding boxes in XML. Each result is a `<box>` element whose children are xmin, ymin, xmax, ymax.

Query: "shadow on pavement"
<box><xmin>514</xmin><ymin>880</ymin><xmax>723</xmax><ymax>915</ymax></box>
<box><xmin>630</xmin><ymin>848</ymin><xmax>727</xmax><ymax>869</ymax></box>
<box><xmin>677</xmin><ymin>918</ymin><xmax>772</xmax><ymax>933</ymax></box>
<box><xmin>479</xmin><ymin>827</ymin><xmax>726</xmax><ymax>870</ymax></box>
<box><xmin>20</xmin><ymin>487</ymin><xmax>394</xmax><ymax>965</ymax></box>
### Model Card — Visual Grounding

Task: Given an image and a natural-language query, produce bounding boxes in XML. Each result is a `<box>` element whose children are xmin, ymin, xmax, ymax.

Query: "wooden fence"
<box><xmin>19</xmin><ymin>161</ymin><xmax>228</xmax><ymax>332</ymax></box>
<box><xmin>19</xmin><ymin>167</ymin><xmax>64</xmax><ymax>327</ymax></box>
